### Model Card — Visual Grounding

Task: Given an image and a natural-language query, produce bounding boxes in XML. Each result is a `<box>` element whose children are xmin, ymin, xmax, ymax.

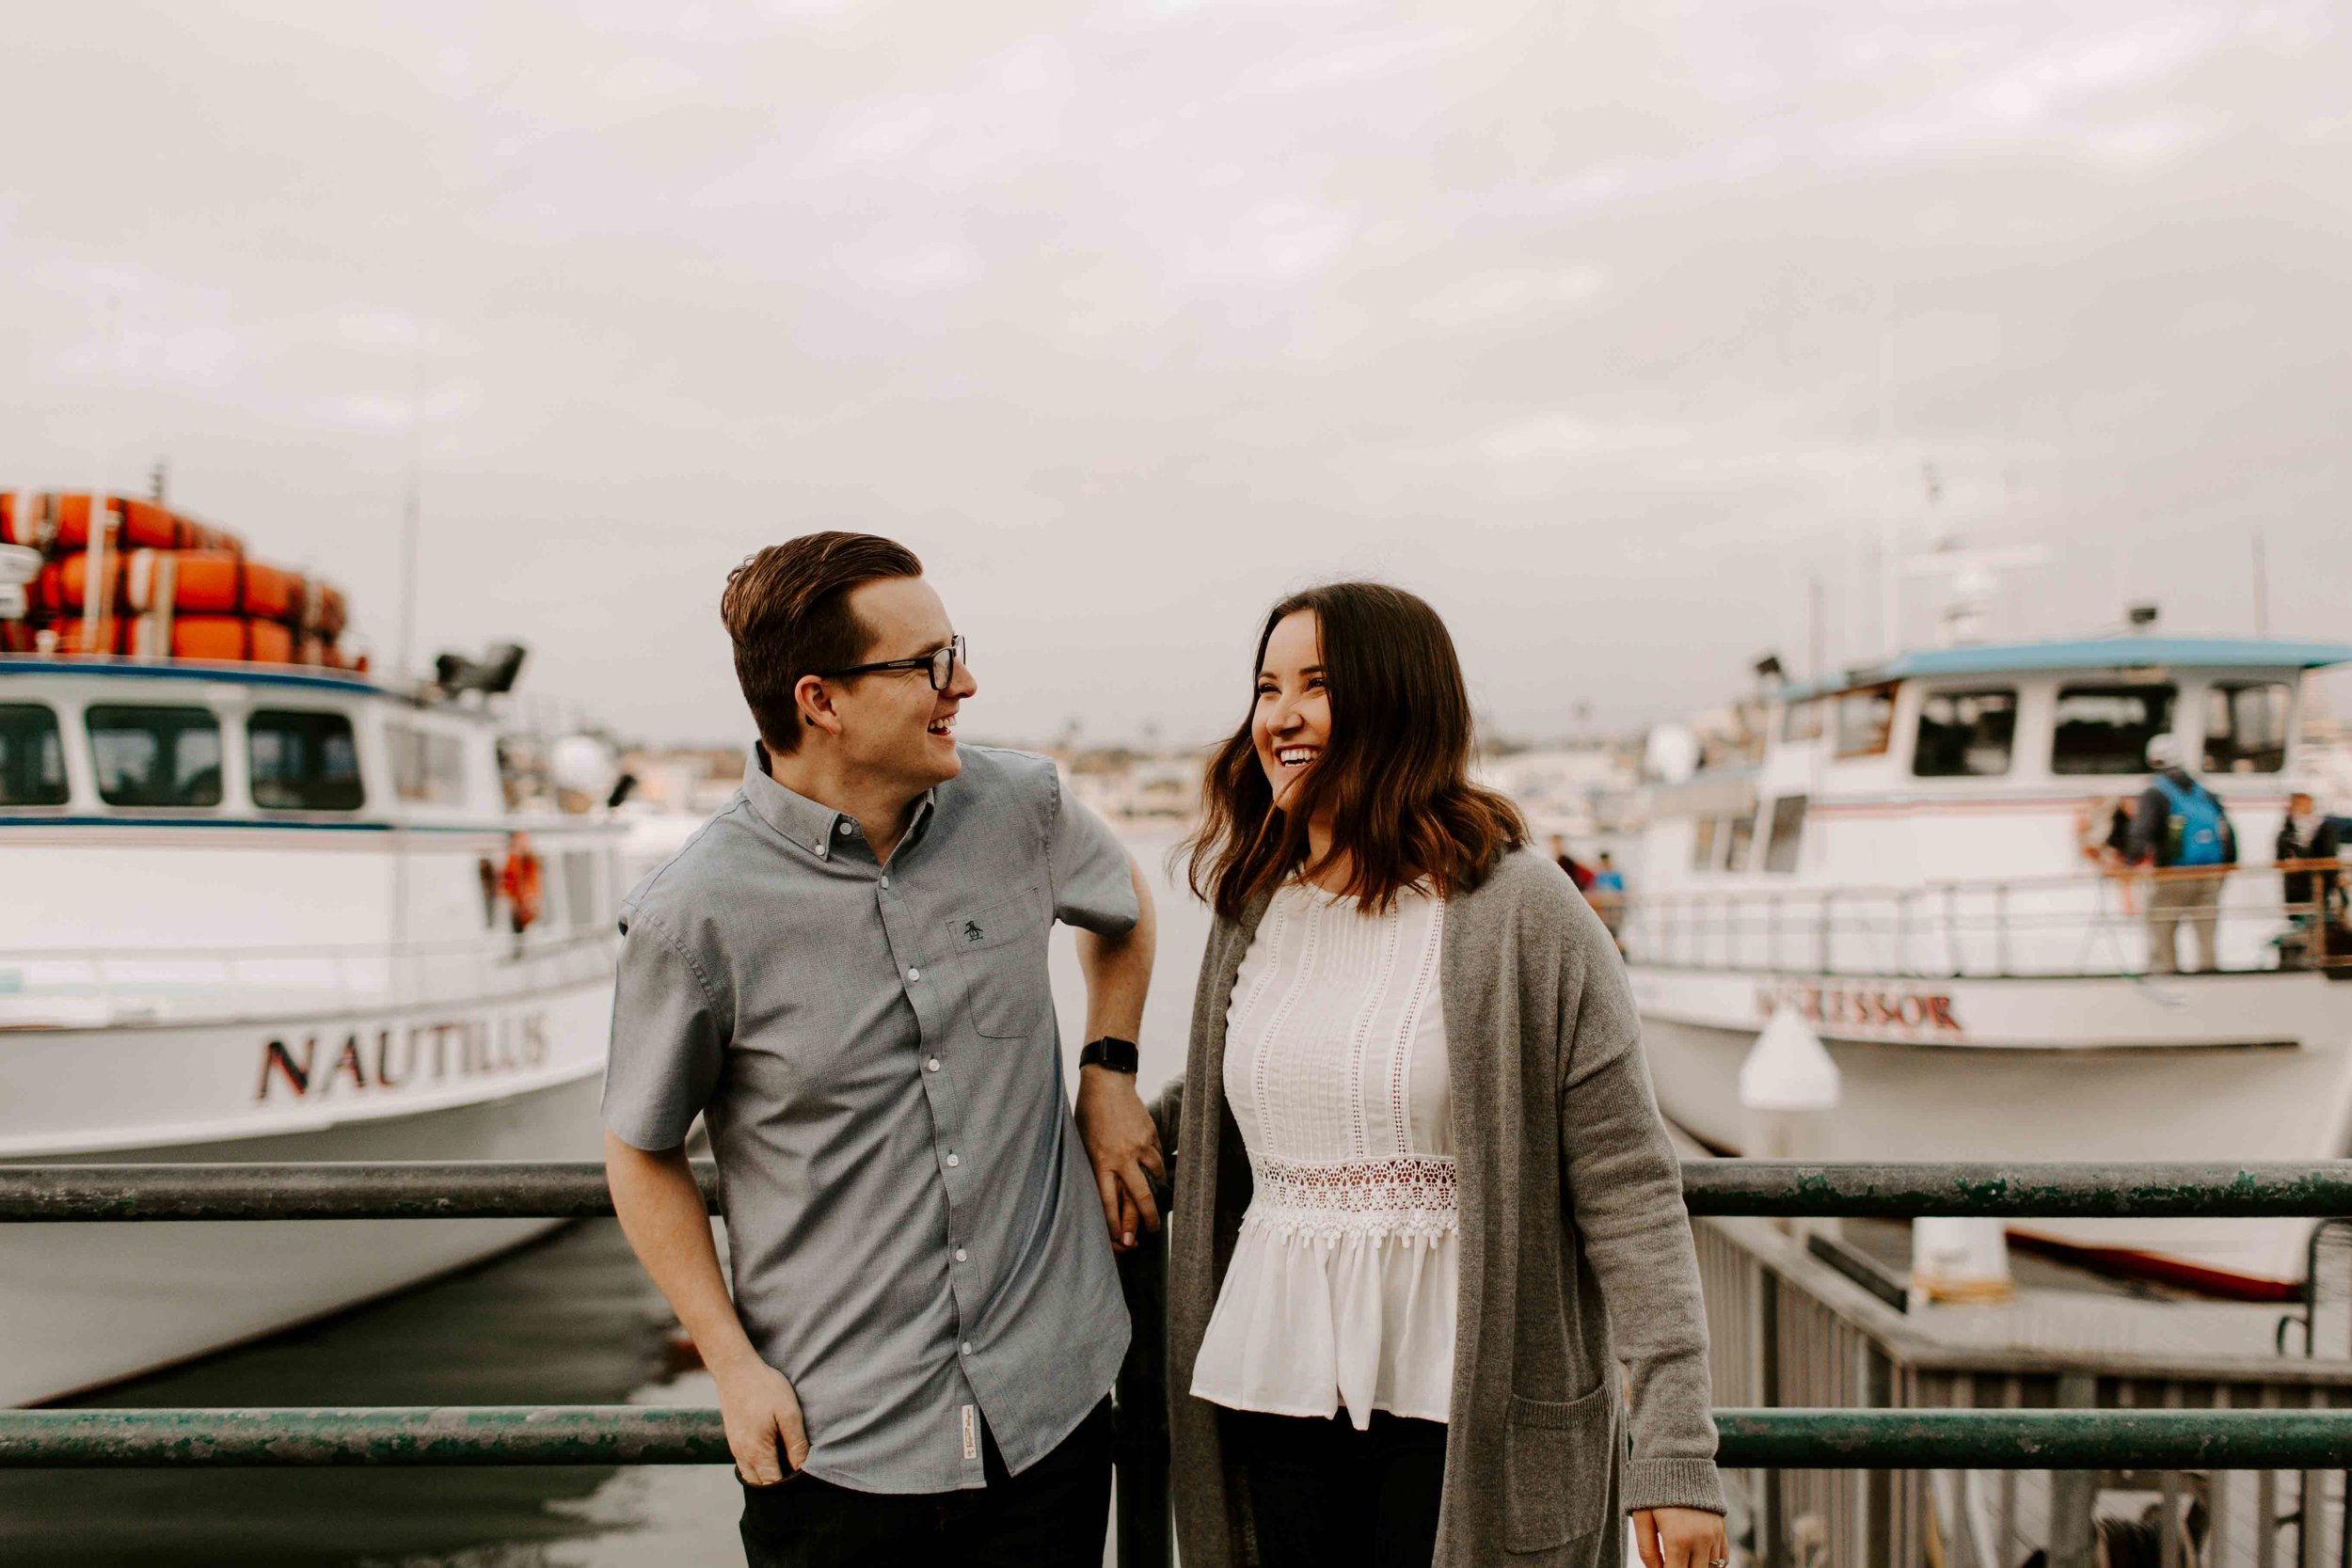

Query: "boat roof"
<box><xmin>1784</xmin><ymin>637</ymin><xmax>2352</xmax><ymax>702</ymax></box>
<box><xmin>0</xmin><ymin>654</ymin><xmax>383</xmax><ymax>696</ymax></box>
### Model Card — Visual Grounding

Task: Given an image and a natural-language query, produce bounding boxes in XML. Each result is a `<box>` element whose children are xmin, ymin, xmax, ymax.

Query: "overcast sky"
<box><xmin>6</xmin><ymin>0</ymin><xmax>2348</xmax><ymax>747</ymax></box>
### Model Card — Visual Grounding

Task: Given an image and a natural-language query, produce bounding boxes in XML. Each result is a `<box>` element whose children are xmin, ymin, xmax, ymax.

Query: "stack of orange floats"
<box><xmin>0</xmin><ymin>490</ymin><xmax>363</xmax><ymax>671</ymax></box>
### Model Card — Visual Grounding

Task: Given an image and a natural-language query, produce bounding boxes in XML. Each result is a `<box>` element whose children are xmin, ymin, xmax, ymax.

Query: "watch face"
<box><xmin>1087</xmin><ymin>1037</ymin><xmax>1139</xmax><ymax>1071</ymax></box>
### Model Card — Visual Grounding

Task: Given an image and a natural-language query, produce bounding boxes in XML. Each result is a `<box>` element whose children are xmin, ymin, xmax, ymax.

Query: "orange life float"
<box><xmin>36</xmin><ymin>550</ymin><xmax>301</xmax><ymax>621</ymax></box>
<box><xmin>0</xmin><ymin>493</ymin><xmax>245</xmax><ymax>554</ymax></box>
<box><xmin>53</xmin><ymin>615</ymin><xmax>298</xmax><ymax>664</ymax></box>
<box><xmin>167</xmin><ymin>616</ymin><xmax>297</xmax><ymax>664</ymax></box>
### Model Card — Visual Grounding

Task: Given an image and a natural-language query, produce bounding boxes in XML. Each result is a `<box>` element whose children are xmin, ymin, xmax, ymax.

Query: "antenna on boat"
<box><xmin>1900</xmin><ymin>535</ymin><xmax>2048</xmax><ymax>646</ymax></box>
<box><xmin>85</xmin><ymin>291</ymin><xmax>125</xmax><ymax>657</ymax></box>
<box><xmin>395</xmin><ymin>325</ymin><xmax>425</xmax><ymax>685</ymax></box>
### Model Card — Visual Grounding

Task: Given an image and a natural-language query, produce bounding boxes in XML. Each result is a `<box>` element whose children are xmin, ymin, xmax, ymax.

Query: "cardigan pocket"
<box><xmin>1502</xmin><ymin>1380</ymin><xmax>1615</xmax><ymax>1554</ymax></box>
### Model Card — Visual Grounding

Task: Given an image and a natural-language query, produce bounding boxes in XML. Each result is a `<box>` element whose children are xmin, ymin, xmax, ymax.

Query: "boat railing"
<box><xmin>1614</xmin><ymin>857</ymin><xmax>2349</xmax><ymax>979</ymax></box>
<box><xmin>0</xmin><ymin>929</ymin><xmax>617</xmax><ymax>1029</ymax></box>
<box><xmin>3</xmin><ymin>1160</ymin><xmax>2350</xmax><ymax>1568</ymax></box>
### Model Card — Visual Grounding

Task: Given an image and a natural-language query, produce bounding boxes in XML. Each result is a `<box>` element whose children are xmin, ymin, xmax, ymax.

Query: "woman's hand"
<box><xmin>1631</xmin><ymin>1505</ymin><xmax>1729</xmax><ymax>1568</ymax></box>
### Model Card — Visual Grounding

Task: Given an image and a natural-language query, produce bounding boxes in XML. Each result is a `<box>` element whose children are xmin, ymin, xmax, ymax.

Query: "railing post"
<box><xmin>1757</xmin><ymin>1267</ymin><xmax>1787</xmax><ymax>1568</ymax></box>
<box><xmin>1113</xmin><ymin>1198</ymin><xmax>1171</xmax><ymax>1568</ymax></box>
<box><xmin>2047</xmin><ymin>1371</ymin><xmax>2098</xmax><ymax>1568</ymax></box>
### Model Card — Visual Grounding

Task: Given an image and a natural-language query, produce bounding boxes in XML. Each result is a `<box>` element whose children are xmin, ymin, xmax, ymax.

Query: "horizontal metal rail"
<box><xmin>6</xmin><ymin>1407</ymin><xmax>2348</xmax><ymax>1470</ymax></box>
<box><xmin>0</xmin><ymin>1162</ymin><xmax>722</xmax><ymax>1221</ymax></box>
<box><xmin>3</xmin><ymin>1161</ymin><xmax>2347</xmax><ymax>1222</ymax></box>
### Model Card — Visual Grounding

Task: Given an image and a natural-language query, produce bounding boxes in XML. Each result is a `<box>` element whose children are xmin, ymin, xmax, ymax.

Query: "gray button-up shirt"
<box><xmin>602</xmin><ymin>743</ymin><xmax>1138</xmax><ymax>1493</ymax></box>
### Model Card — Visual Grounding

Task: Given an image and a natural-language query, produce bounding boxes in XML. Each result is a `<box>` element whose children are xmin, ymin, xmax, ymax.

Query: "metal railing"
<box><xmin>5</xmin><ymin>1159</ymin><xmax>2350</xmax><ymax>1567</ymax></box>
<box><xmin>1621</xmin><ymin>860</ymin><xmax>2348</xmax><ymax>979</ymax></box>
<box><xmin>0</xmin><ymin>930</ymin><xmax>617</xmax><ymax>1030</ymax></box>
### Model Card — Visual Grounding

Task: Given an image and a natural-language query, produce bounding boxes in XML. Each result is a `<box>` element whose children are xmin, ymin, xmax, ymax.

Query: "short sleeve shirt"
<box><xmin>601</xmin><ymin>743</ymin><xmax>1138</xmax><ymax>1493</ymax></box>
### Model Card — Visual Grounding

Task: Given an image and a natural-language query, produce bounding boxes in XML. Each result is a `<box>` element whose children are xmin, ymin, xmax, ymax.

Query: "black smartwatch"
<box><xmin>1078</xmin><ymin>1037</ymin><xmax>1139</xmax><ymax>1074</ymax></box>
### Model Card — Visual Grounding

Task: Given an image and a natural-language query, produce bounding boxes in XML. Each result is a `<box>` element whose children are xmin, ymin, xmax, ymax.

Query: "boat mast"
<box><xmin>85</xmin><ymin>293</ymin><xmax>121</xmax><ymax>656</ymax></box>
<box><xmin>395</xmin><ymin>328</ymin><xmax>424</xmax><ymax>685</ymax></box>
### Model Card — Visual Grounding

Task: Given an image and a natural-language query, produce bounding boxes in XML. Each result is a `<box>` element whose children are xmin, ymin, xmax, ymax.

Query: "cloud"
<box><xmin>1411</xmin><ymin>266</ymin><xmax>1607</xmax><ymax>326</ymax></box>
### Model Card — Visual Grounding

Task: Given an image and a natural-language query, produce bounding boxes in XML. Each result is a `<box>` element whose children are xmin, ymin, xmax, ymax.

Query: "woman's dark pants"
<box><xmin>1228</xmin><ymin>1407</ymin><xmax>1448</xmax><ymax>1568</ymax></box>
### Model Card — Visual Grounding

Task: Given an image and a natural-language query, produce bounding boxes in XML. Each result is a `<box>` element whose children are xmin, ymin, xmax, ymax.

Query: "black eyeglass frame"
<box><xmin>816</xmin><ymin>634</ymin><xmax>966</xmax><ymax>692</ymax></box>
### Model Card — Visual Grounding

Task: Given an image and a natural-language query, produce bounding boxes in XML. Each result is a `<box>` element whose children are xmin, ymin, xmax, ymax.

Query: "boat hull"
<box><xmin>0</xmin><ymin>1071</ymin><xmax>605</xmax><ymax>1407</ymax></box>
<box><xmin>1630</xmin><ymin>964</ymin><xmax>2352</xmax><ymax>1291</ymax></box>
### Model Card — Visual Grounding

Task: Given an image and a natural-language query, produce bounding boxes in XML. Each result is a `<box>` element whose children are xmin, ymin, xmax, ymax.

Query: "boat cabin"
<box><xmin>1632</xmin><ymin>638</ymin><xmax>2352</xmax><ymax>979</ymax></box>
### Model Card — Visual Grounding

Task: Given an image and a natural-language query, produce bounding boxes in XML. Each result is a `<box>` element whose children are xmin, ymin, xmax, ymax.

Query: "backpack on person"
<box><xmin>2154</xmin><ymin>775</ymin><xmax>2233</xmax><ymax>867</ymax></box>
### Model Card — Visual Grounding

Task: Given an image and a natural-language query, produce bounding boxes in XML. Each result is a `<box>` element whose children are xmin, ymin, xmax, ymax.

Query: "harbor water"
<box><xmin>1</xmin><ymin>828</ymin><xmax>1207</xmax><ymax>1566</ymax></box>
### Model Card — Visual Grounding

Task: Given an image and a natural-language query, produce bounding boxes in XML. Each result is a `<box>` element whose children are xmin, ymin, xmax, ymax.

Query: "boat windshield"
<box><xmin>2204</xmin><ymin>681</ymin><xmax>2291</xmax><ymax>773</ymax></box>
<box><xmin>0</xmin><ymin>703</ymin><xmax>68</xmax><ymax>805</ymax></box>
<box><xmin>2051</xmin><ymin>684</ymin><xmax>2175</xmax><ymax>775</ymax></box>
<box><xmin>249</xmin><ymin>708</ymin><xmax>365</xmax><ymax>811</ymax></box>
<box><xmin>87</xmin><ymin>705</ymin><xmax>224</xmax><ymax>808</ymax></box>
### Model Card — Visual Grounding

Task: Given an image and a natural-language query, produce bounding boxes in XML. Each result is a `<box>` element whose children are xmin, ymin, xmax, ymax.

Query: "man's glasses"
<box><xmin>817</xmin><ymin>634</ymin><xmax>966</xmax><ymax>692</ymax></box>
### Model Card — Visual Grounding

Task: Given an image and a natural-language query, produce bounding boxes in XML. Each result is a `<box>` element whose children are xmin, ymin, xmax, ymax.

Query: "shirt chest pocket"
<box><xmin>946</xmin><ymin>885</ymin><xmax>1050</xmax><ymax>1039</ymax></box>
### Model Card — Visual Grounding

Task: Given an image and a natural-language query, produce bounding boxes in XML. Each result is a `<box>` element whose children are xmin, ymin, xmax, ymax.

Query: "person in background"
<box><xmin>499</xmin><ymin>831</ymin><xmax>542</xmax><ymax>959</ymax></box>
<box><xmin>1549</xmin><ymin>830</ymin><xmax>1594</xmax><ymax>891</ymax></box>
<box><xmin>1590</xmin><ymin>851</ymin><xmax>1629</xmax><ymax>948</ymax></box>
<box><xmin>1158</xmin><ymin>582</ymin><xmax>1726</xmax><ymax>1568</ymax></box>
<box><xmin>2127</xmin><ymin>734</ymin><xmax>2237</xmax><ymax>974</ymax></box>
<box><xmin>601</xmin><ymin>533</ymin><xmax>1163</xmax><ymax>1568</ymax></box>
<box><xmin>2276</xmin><ymin>790</ymin><xmax>2342</xmax><ymax>969</ymax></box>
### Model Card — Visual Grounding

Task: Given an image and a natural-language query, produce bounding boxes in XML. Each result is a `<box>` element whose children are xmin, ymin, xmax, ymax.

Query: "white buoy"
<box><xmin>1912</xmin><ymin>1216</ymin><xmax>2014</xmax><ymax>1306</ymax></box>
<box><xmin>1739</xmin><ymin>1006</ymin><xmax>1840</xmax><ymax>1238</ymax></box>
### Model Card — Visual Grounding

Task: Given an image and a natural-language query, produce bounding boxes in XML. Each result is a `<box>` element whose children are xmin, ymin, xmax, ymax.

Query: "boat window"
<box><xmin>1781</xmin><ymin>699</ymin><xmax>1824</xmax><ymax>743</ymax></box>
<box><xmin>249</xmin><ymin>709</ymin><xmax>364</xmax><ymax>811</ymax></box>
<box><xmin>0</xmin><ymin>705</ymin><xmax>69</xmax><ymax>806</ymax></box>
<box><xmin>1690</xmin><ymin>815</ymin><xmax>1719</xmax><ymax>871</ymax></box>
<box><xmin>1764</xmin><ymin>795</ymin><xmax>1808</xmax><ymax>873</ymax></box>
<box><xmin>2204</xmin><ymin>682</ymin><xmax>2290</xmax><ymax>773</ymax></box>
<box><xmin>87</xmin><ymin>705</ymin><xmax>224</xmax><ymax>808</ymax></box>
<box><xmin>389</xmin><ymin>722</ymin><xmax>469</xmax><ymax>805</ymax></box>
<box><xmin>1912</xmin><ymin>688</ymin><xmax>2017</xmax><ymax>777</ymax></box>
<box><xmin>1833</xmin><ymin>685</ymin><xmax>1897</xmax><ymax>757</ymax></box>
<box><xmin>564</xmin><ymin>849</ymin><xmax>598</xmax><ymax>929</ymax></box>
<box><xmin>2051</xmin><ymin>684</ymin><xmax>2176</xmax><ymax>775</ymax></box>
<box><xmin>1724</xmin><ymin>811</ymin><xmax>1757</xmax><ymax>873</ymax></box>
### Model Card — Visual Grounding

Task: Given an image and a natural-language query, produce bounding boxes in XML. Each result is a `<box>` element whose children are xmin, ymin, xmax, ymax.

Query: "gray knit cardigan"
<box><xmin>1155</xmin><ymin>847</ymin><xmax>1724</xmax><ymax>1567</ymax></box>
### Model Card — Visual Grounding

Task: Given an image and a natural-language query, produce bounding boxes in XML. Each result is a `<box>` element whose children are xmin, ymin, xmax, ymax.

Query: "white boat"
<box><xmin>1620</xmin><ymin>635</ymin><xmax>2352</xmax><ymax>1299</ymax></box>
<box><xmin>0</xmin><ymin>651</ymin><xmax>623</xmax><ymax>1405</ymax></box>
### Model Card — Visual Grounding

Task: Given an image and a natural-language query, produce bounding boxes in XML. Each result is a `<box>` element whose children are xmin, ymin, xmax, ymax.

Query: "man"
<box><xmin>2127</xmin><ymin>733</ymin><xmax>2236</xmax><ymax>974</ymax></box>
<box><xmin>601</xmin><ymin>532</ymin><xmax>1164</xmax><ymax>1567</ymax></box>
<box><xmin>2276</xmin><ymin>790</ymin><xmax>2342</xmax><ymax>969</ymax></box>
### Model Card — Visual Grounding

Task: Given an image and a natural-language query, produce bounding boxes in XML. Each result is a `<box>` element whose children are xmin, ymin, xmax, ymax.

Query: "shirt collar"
<box><xmin>741</xmin><ymin>741</ymin><xmax>938</xmax><ymax>861</ymax></box>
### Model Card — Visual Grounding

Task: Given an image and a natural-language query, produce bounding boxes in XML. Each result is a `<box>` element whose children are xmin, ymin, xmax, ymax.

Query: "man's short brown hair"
<box><xmin>721</xmin><ymin>532</ymin><xmax>924</xmax><ymax>753</ymax></box>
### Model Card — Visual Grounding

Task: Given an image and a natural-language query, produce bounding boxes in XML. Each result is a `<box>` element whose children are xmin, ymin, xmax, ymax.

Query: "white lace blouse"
<box><xmin>1189</xmin><ymin>880</ymin><xmax>1457</xmax><ymax>1428</ymax></box>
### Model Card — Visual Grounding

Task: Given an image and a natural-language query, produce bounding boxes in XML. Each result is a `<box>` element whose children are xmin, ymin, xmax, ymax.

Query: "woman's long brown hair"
<box><xmin>1184</xmin><ymin>581</ymin><xmax>1526</xmax><ymax>918</ymax></box>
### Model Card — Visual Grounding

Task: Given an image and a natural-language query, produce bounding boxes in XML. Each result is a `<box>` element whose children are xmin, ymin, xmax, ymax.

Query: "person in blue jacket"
<box><xmin>2126</xmin><ymin>734</ymin><xmax>2236</xmax><ymax>974</ymax></box>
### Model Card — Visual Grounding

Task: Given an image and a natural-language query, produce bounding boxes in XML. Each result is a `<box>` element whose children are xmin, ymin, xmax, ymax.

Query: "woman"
<box><xmin>1158</xmin><ymin>583</ymin><xmax>1727</xmax><ymax>1568</ymax></box>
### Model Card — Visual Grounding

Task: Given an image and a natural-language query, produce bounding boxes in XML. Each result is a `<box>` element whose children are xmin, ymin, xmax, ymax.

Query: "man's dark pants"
<box><xmin>739</xmin><ymin>1398</ymin><xmax>1112</xmax><ymax>1567</ymax></box>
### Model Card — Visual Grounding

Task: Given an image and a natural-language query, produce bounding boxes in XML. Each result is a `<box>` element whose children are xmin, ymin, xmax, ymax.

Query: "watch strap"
<box><xmin>1079</xmin><ymin>1036</ymin><xmax>1139</xmax><ymax>1073</ymax></box>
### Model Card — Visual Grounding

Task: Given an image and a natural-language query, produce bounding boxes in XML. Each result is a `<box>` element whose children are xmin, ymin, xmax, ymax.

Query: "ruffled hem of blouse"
<box><xmin>1188</xmin><ymin>1212</ymin><xmax>1458</xmax><ymax>1429</ymax></box>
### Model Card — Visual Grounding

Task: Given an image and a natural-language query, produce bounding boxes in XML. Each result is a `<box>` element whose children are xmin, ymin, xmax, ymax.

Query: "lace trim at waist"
<box><xmin>1242</xmin><ymin>1153</ymin><xmax>1459</xmax><ymax>1243</ymax></box>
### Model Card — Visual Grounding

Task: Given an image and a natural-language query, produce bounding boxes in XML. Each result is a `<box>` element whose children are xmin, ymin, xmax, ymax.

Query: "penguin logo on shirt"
<box><xmin>962</xmin><ymin>920</ymin><xmax>984</xmax><ymax>943</ymax></box>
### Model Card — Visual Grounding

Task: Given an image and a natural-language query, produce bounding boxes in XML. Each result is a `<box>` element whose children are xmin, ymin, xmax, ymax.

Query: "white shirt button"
<box><xmin>837</xmin><ymin>821</ymin><xmax>856</xmax><ymax>836</ymax></box>
<box><xmin>960</xmin><ymin>1341</ymin><xmax>973</xmax><ymax>1357</ymax></box>
<box><xmin>954</xmin><ymin>1247</ymin><xmax>968</xmax><ymax>1262</ymax></box>
<box><xmin>907</xmin><ymin>966</ymin><xmax>920</xmax><ymax>982</ymax></box>
<box><xmin>945</xmin><ymin>1151</ymin><xmax>961</xmax><ymax>1168</ymax></box>
<box><xmin>880</xmin><ymin>876</ymin><xmax>890</xmax><ymax>889</ymax></box>
<box><xmin>926</xmin><ymin>1057</ymin><xmax>941</xmax><ymax>1073</ymax></box>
